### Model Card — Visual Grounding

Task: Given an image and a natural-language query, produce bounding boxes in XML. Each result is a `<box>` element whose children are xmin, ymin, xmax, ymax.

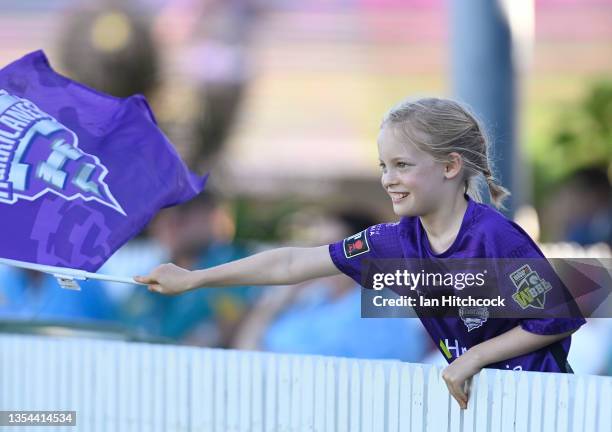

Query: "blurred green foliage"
<box><xmin>532</xmin><ymin>80</ymin><xmax>612</xmax><ymax>205</ymax></box>
<box><xmin>233</xmin><ymin>196</ymin><xmax>301</xmax><ymax>242</ymax></box>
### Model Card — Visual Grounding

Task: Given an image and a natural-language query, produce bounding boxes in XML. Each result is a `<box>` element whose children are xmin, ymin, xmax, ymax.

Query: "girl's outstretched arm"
<box><xmin>441</xmin><ymin>326</ymin><xmax>577</xmax><ymax>410</ymax></box>
<box><xmin>134</xmin><ymin>245</ymin><xmax>340</xmax><ymax>295</ymax></box>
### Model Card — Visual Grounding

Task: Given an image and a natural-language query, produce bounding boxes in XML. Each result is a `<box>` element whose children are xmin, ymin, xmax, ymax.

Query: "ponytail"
<box><xmin>482</xmin><ymin>167</ymin><xmax>511</xmax><ymax>210</ymax></box>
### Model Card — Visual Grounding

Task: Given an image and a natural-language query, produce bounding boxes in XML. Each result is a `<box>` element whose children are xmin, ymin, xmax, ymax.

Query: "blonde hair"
<box><xmin>381</xmin><ymin>97</ymin><xmax>510</xmax><ymax>209</ymax></box>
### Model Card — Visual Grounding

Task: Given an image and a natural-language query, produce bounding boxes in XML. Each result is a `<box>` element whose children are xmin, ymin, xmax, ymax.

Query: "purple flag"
<box><xmin>0</xmin><ymin>51</ymin><xmax>206</xmax><ymax>272</ymax></box>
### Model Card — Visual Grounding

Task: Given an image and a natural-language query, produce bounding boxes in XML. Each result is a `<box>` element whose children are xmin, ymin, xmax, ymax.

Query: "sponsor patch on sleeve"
<box><xmin>342</xmin><ymin>230</ymin><xmax>370</xmax><ymax>258</ymax></box>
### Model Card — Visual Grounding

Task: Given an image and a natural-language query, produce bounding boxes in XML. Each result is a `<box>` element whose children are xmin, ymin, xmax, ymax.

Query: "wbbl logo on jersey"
<box><xmin>0</xmin><ymin>89</ymin><xmax>125</xmax><ymax>215</ymax></box>
<box><xmin>459</xmin><ymin>305</ymin><xmax>489</xmax><ymax>331</ymax></box>
<box><xmin>510</xmin><ymin>264</ymin><xmax>552</xmax><ymax>309</ymax></box>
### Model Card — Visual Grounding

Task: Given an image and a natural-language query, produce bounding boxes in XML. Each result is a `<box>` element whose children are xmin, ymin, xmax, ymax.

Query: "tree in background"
<box><xmin>535</xmin><ymin>81</ymin><xmax>612</xmax><ymax>243</ymax></box>
<box><xmin>534</xmin><ymin>81</ymin><xmax>612</xmax><ymax>201</ymax></box>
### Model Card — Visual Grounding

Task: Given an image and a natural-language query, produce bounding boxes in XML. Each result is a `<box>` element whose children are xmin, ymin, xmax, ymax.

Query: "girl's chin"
<box><xmin>392</xmin><ymin>203</ymin><xmax>419</xmax><ymax>217</ymax></box>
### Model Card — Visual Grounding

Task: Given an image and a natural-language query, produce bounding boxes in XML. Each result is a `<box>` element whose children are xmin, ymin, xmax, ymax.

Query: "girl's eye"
<box><xmin>397</xmin><ymin>162</ymin><xmax>411</xmax><ymax>168</ymax></box>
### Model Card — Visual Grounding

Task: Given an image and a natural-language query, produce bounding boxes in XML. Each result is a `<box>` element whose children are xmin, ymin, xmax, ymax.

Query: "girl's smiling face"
<box><xmin>377</xmin><ymin>124</ymin><xmax>449</xmax><ymax>217</ymax></box>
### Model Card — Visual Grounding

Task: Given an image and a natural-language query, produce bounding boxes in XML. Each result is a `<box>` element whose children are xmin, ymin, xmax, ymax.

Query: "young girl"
<box><xmin>135</xmin><ymin>97</ymin><xmax>585</xmax><ymax>409</ymax></box>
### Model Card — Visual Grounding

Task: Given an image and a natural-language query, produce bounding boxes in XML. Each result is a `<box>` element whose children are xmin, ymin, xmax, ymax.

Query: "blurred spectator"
<box><xmin>542</xmin><ymin>166</ymin><xmax>612</xmax><ymax>245</ymax></box>
<box><xmin>537</xmin><ymin>166</ymin><xmax>612</xmax><ymax>375</ymax></box>
<box><xmin>563</xmin><ymin>167</ymin><xmax>612</xmax><ymax>246</ymax></box>
<box><xmin>156</xmin><ymin>192</ymin><xmax>259</xmax><ymax>345</ymax></box>
<box><xmin>152</xmin><ymin>0</ymin><xmax>263</xmax><ymax>169</ymax></box>
<box><xmin>233</xmin><ymin>209</ymin><xmax>429</xmax><ymax>362</ymax></box>
<box><xmin>58</xmin><ymin>0</ymin><xmax>159</xmax><ymax>98</ymax></box>
<box><xmin>101</xmin><ymin>192</ymin><xmax>258</xmax><ymax>345</ymax></box>
<box><xmin>97</xmin><ymin>237</ymin><xmax>169</xmax><ymax>337</ymax></box>
<box><xmin>0</xmin><ymin>267</ymin><xmax>117</xmax><ymax>324</ymax></box>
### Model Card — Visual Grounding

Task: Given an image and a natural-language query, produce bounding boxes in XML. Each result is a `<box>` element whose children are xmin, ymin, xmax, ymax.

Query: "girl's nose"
<box><xmin>381</xmin><ymin>170</ymin><xmax>398</xmax><ymax>189</ymax></box>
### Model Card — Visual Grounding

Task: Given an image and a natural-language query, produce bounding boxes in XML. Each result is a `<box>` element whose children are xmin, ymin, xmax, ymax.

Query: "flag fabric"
<box><xmin>0</xmin><ymin>50</ymin><xmax>206</xmax><ymax>272</ymax></box>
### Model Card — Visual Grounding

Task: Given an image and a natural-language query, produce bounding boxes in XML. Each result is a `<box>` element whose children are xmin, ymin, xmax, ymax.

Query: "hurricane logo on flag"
<box><xmin>0</xmin><ymin>89</ymin><xmax>125</xmax><ymax>215</ymax></box>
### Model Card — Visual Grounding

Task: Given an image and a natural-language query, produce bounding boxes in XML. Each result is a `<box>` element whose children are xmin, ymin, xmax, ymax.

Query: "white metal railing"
<box><xmin>0</xmin><ymin>334</ymin><xmax>610</xmax><ymax>431</ymax></box>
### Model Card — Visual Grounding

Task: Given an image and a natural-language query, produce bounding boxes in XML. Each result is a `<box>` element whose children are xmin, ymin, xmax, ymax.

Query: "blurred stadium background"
<box><xmin>0</xmin><ymin>0</ymin><xmax>610</xmax><ymax>377</ymax></box>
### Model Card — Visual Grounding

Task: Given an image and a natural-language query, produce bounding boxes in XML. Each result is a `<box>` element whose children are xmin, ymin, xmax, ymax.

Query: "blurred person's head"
<box><xmin>149</xmin><ymin>191</ymin><xmax>235</xmax><ymax>265</ymax></box>
<box><xmin>565</xmin><ymin>167</ymin><xmax>611</xmax><ymax>212</ymax></box>
<box><xmin>277</xmin><ymin>208</ymin><xmax>377</xmax><ymax>246</ymax></box>
<box><xmin>57</xmin><ymin>1</ymin><xmax>158</xmax><ymax>98</ymax></box>
<box><xmin>562</xmin><ymin>166</ymin><xmax>612</xmax><ymax>245</ymax></box>
<box><xmin>378</xmin><ymin>97</ymin><xmax>509</xmax><ymax>217</ymax></box>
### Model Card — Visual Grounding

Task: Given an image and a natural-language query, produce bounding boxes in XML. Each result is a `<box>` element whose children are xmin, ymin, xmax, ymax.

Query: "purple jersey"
<box><xmin>329</xmin><ymin>196</ymin><xmax>585</xmax><ymax>372</ymax></box>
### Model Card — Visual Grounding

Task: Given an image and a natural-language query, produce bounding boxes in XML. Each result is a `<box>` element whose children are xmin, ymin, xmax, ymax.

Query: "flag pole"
<box><xmin>0</xmin><ymin>257</ymin><xmax>144</xmax><ymax>286</ymax></box>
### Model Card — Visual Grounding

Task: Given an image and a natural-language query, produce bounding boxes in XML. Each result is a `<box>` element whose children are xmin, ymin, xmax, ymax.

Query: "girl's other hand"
<box><xmin>134</xmin><ymin>263</ymin><xmax>193</xmax><ymax>295</ymax></box>
<box><xmin>441</xmin><ymin>350</ymin><xmax>483</xmax><ymax>409</ymax></box>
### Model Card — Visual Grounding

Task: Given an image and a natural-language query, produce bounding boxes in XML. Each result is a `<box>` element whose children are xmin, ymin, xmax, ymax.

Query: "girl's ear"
<box><xmin>444</xmin><ymin>152</ymin><xmax>463</xmax><ymax>179</ymax></box>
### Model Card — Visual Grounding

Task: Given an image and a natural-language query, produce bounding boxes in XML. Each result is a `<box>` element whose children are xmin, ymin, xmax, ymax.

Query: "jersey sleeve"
<box><xmin>328</xmin><ymin>223</ymin><xmax>404</xmax><ymax>288</ymax></box>
<box><xmin>519</xmin><ymin>317</ymin><xmax>585</xmax><ymax>335</ymax></box>
<box><xmin>499</xmin><ymin>242</ymin><xmax>586</xmax><ymax>335</ymax></box>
